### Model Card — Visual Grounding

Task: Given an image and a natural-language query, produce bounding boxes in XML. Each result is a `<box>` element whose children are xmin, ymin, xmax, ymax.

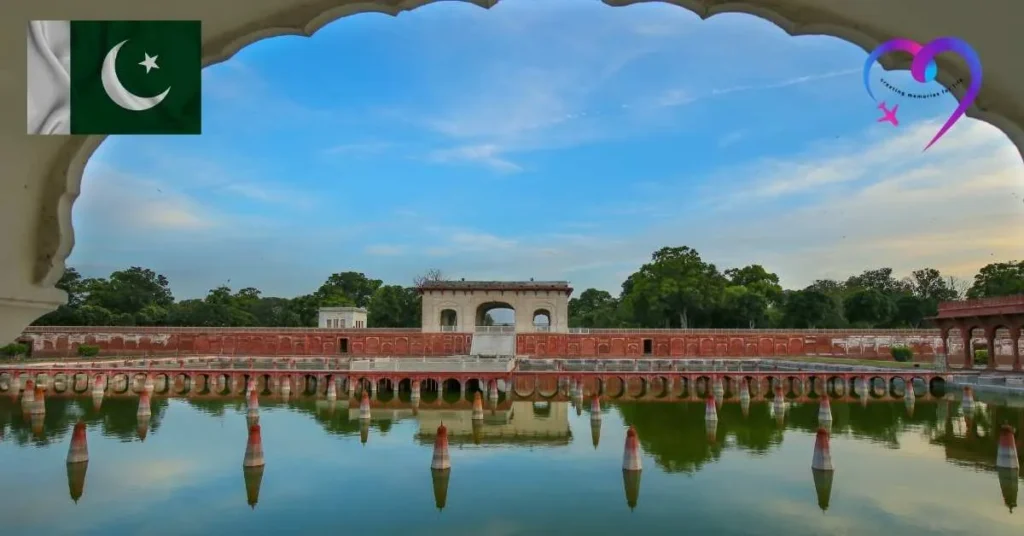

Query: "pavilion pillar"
<box><xmin>939</xmin><ymin>327</ymin><xmax>950</xmax><ymax>370</ymax></box>
<box><xmin>961</xmin><ymin>328</ymin><xmax>973</xmax><ymax>370</ymax></box>
<box><xmin>985</xmin><ymin>328</ymin><xmax>997</xmax><ymax>371</ymax></box>
<box><xmin>1011</xmin><ymin>327</ymin><xmax>1022</xmax><ymax>372</ymax></box>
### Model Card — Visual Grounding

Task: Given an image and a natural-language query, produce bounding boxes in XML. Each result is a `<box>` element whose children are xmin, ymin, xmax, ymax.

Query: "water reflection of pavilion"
<box><xmin>415</xmin><ymin>401</ymin><xmax>571</xmax><ymax>446</ymax></box>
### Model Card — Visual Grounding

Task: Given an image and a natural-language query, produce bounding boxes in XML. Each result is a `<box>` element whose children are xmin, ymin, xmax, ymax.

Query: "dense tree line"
<box><xmin>29</xmin><ymin>248</ymin><xmax>1024</xmax><ymax>329</ymax></box>
<box><xmin>32</xmin><ymin>267</ymin><xmax>423</xmax><ymax>328</ymax></box>
<box><xmin>569</xmin><ymin>247</ymin><xmax>1024</xmax><ymax>330</ymax></box>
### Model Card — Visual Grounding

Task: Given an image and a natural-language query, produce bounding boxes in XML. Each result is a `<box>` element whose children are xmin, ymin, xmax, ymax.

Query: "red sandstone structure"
<box><xmin>930</xmin><ymin>295</ymin><xmax>1024</xmax><ymax>371</ymax></box>
<box><xmin>14</xmin><ymin>294</ymin><xmax>1024</xmax><ymax>365</ymax></box>
<box><xmin>18</xmin><ymin>326</ymin><xmax>948</xmax><ymax>361</ymax></box>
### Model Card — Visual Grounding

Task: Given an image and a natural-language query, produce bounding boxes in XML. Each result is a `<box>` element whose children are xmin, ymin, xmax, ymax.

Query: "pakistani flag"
<box><xmin>26</xmin><ymin>20</ymin><xmax>202</xmax><ymax>135</ymax></box>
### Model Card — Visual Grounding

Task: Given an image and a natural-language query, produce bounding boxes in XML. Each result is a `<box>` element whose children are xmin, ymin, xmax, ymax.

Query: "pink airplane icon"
<box><xmin>877</xmin><ymin>101</ymin><xmax>899</xmax><ymax>126</ymax></box>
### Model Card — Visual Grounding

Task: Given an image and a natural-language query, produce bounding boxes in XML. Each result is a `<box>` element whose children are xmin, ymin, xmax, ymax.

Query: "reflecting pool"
<box><xmin>0</xmin><ymin>392</ymin><xmax>1022</xmax><ymax>535</ymax></box>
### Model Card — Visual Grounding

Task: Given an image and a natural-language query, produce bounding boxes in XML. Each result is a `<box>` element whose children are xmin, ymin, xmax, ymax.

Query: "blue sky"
<box><xmin>73</xmin><ymin>0</ymin><xmax>1023</xmax><ymax>299</ymax></box>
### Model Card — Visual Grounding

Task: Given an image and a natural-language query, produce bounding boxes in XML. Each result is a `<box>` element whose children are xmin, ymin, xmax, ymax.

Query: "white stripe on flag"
<box><xmin>27</xmin><ymin>20</ymin><xmax>71</xmax><ymax>135</ymax></box>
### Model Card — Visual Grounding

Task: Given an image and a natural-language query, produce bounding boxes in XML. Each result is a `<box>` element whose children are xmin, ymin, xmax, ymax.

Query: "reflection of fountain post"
<box><xmin>622</xmin><ymin>426</ymin><xmax>642</xmax><ymax>511</ymax></box>
<box><xmin>962</xmin><ymin>386</ymin><xmax>975</xmax><ymax>415</ymax></box>
<box><xmin>812</xmin><ymin>428</ymin><xmax>834</xmax><ymax>471</ymax></box>
<box><xmin>280</xmin><ymin>377</ymin><xmax>291</xmax><ymax>400</ymax></box>
<box><xmin>138</xmin><ymin>391</ymin><xmax>152</xmax><ymax>417</ymax></box>
<box><xmin>705</xmin><ymin>395</ymin><xmax>718</xmax><ymax>423</ymax></box>
<box><xmin>431</xmin><ymin>422</ymin><xmax>452</xmax><ymax>510</ymax></box>
<box><xmin>66</xmin><ymin>459</ymin><xmax>88</xmax><ymax>504</ymax></box>
<box><xmin>623</xmin><ymin>468</ymin><xmax>641</xmax><ymax>511</ymax></box>
<box><xmin>347</xmin><ymin>377</ymin><xmax>355</xmax><ymax>399</ymax></box>
<box><xmin>706</xmin><ymin>419</ymin><xmax>718</xmax><ymax>443</ymax></box>
<box><xmin>818</xmin><ymin>396</ymin><xmax>832</xmax><ymax>426</ymax></box>
<box><xmin>472</xmin><ymin>392</ymin><xmax>484</xmax><ymax>421</ymax></box>
<box><xmin>811</xmin><ymin>428</ymin><xmax>835</xmax><ymax>512</ymax></box>
<box><xmin>31</xmin><ymin>386</ymin><xmax>46</xmax><ymax>417</ymax></box>
<box><xmin>31</xmin><ymin>411</ymin><xmax>45</xmax><ymax>439</ymax></box>
<box><xmin>431</xmin><ymin>468</ymin><xmax>451</xmax><ymax>511</ymax></box>
<box><xmin>623</xmin><ymin>426</ymin><xmax>642</xmax><ymax>471</ymax></box>
<box><xmin>360</xmin><ymin>420</ymin><xmax>369</xmax><ymax>445</ymax></box>
<box><xmin>996</xmin><ymin>425</ymin><xmax>1019</xmax><ymax>470</ymax></box>
<box><xmin>359</xmin><ymin>391</ymin><xmax>371</xmax><ymax>421</ymax></box>
<box><xmin>137</xmin><ymin>414</ymin><xmax>150</xmax><ymax>442</ymax></box>
<box><xmin>243</xmin><ymin>465</ymin><xmax>265</xmax><ymax>510</ymax></box>
<box><xmin>67</xmin><ymin>421</ymin><xmax>89</xmax><ymax>464</ymax></box>
<box><xmin>243</xmin><ymin>424</ymin><xmax>266</xmax><ymax>467</ymax></box>
<box><xmin>812</xmin><ymin>468</ymin><xmax>834</xmax><ymax>512</ymax></box>
<box><xmin>997</xmin><ymin>467</ymin><xmax>1019</xmax><ymax>513</ymax></box>
<box><xmin>773</xmin><ymin>386</ymin><xmax>786</xmax><ymax>413</ymax></box>
<box><xmin>471</xmin><ymin>419</ymin><xmax>483</xmax><ymax>445</ymax></box>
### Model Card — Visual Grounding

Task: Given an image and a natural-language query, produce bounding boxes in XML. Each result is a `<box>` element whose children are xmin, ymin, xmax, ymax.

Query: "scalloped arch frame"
<box><xmin>37</xmin><ymin>0</ymin><xmax>1024</xmax><ymax>291</ymax></box>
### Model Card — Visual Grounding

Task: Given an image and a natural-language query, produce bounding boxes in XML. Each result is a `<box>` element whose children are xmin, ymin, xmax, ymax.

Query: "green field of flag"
<box><xmin>27</xmin><ymin>20</ymin><xmax>202</xmax><ymax>135</ymax></box>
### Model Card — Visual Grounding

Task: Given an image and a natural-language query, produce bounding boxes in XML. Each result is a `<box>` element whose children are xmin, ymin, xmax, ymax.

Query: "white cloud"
<box><xmin>426</xmin><ymin>144</ymin><xmax>523</xmax><ymax>173</ymax></box>
<box><xmin>75</xmin><ymin>164</ymin><xmax>216</xmax><ymax>233</ymax></box>
<box><xmin>644</xmin><ymin>68</ymin><xmax>860</xmax><ymax>112</ymax></box>
<box><xmin>324</xmin><ymin>142</ymin><xmax>394</xmax><ymax>156</ymax></box>
<box><xmin>219</xmin><ymin>182</ymin><xmax>317</xmax><ymax>209</ymax></box>
<box><xmin>377</xmin><ymin>116</ymin><xmax>1023</xmax><ymax>293</ymax></box>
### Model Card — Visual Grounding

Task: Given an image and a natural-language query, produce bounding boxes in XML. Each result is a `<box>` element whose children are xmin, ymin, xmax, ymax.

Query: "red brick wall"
<box><xmin>515</xmin><ymin>332</ymin><xmax>943</xmax><ymax>360</ymax></box>
<box><xmin>20</xmin><ymin>327</ymin><xmax>944</xmax><ymax>360</ymax></box>
<box><xmin>20</xmin><ymin>328</ymin><xmax>470</xmax><ymax>358</ymax></box>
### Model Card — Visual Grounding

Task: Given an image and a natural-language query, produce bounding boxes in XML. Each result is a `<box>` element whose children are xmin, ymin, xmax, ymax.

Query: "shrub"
<box><xmin>1</xmin><ymin>342</ymin><xmax>29</xmax><ymax>358</ymax></box>
<box><xmin>974</xmin><ymin>349</ymin><xmax>988</xmax><ymax>365</ymax></box>
<box><xmin>76</xmin><ymin>344</ymin><xmax>100</xmax><ymax>357</ymax></box>
<box><xmin>891</xmin><ymin>346</ymin><xmax>913</xmax><ymax>363</ymax></box>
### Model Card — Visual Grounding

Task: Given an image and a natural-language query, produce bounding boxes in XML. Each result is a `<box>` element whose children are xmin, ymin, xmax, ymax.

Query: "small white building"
<box><xmin>318</xmin><ymin>307</ymin><xmax>368</xmax><ymax>329</ymax></box>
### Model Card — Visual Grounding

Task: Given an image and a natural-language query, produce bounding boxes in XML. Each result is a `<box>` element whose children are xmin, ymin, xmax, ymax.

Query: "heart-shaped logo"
<box><xmin>862</xmin><ymin>37</ymin><xmax>983</xmax><ymax>151</ymax></box>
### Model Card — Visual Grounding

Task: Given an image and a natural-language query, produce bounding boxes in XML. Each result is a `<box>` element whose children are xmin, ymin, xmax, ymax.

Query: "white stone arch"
<box><xmin>530</xmin><ymin>302</ymin><xmax>556</xmax><ymax>330</ymax></box>
<box><xmin>428</xmin><ymin>300</ymin><xmax>463</xmax><ymax>331</ymax></box>
<box><xmin>475</xmin><ymin>300</ymin><xmax>516</xmax><ymax>327</ymax></box>
<box><xmin>3</xmin><ymin>0</ymin><xmax>1024</xmax><ymax>343</ymax></box>
<box><xmin>420</xmin><ymin>282</ymin><xmax>571</xmax><ymax>333</ymax></box>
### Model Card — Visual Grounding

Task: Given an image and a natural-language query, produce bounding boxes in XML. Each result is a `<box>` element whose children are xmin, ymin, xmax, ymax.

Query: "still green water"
<box><xmin>0</xmin><ymin>393</ymin><xmax>1021</xmax><ymax>536</ymax></box>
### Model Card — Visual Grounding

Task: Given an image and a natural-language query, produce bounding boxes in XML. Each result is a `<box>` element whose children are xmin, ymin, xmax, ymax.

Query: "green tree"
<box><xmin>568</xmin><ymin>289</ymin><xmax>621</xmax><ymax>328</ymax></box>
<box><xmin>720</xmin><ymin>285</ymin><xmax>769</xmax><ymax>328</ymax></box>
<box><xmin>76</xmin><ymin>304</ymin><xmax>115</xmax><ymax>326</ymax></box>
<box><xmin>367</xmin><ymin>285</ymin><xmax>421</xmax><ymax>327</ymax></box>
<box><xmin>845</xmin><ymin>268</ymin><xmax>912</xmax><ymax>296</ymax></box>
<box><xmin>288</xmin><ymin>294</ymin><xmax>321</xmax><ymax>327</ymax></box>
<box><xmin>245</xmin><ymin>297</ymin><xmax>303</xmax><ymax>327</ymax></box>
<box><xmin>86</xmin><ymin>267</ymin><xmax>173</xmax><ymax>316</ymax></box>
<box><xmin>135</xmin><ymin>304</ymin><xmax>169</xmax><ymax>326</ymax></box>
<box><xmin>32</xmin><ymin>267</ymin><xmax>89</xmax><ymax>325</ymax></box>
<box><xmin>315</xmin><ymin>271</ymin><xmax>382</xmax><ymax>308</ymax></box>
<box><xmin>891</xmin><ymin>294</ymin><xmax>932</xmax><ymax>328</ymax></box>
<box><xmin>966</xmin><ymin>261</ymin><xmax>1024</xmax><ymax>298</ymax></box>
<box><xmin>621</xmin><ymin>247</ymin><xmax>727</xmax><ymax>328</ymax></box>
<box><xmin>909</xmin><ymin>268</ymin><xmax>958</xmax><ymax>302</ymax></box>
<box><xmin>724</xmin><ymin>264</ymin><xmax>784</xmax><ymax>305</ymax></box>
<box><xmin>782</xmin><ymin>289</ymin><xmax>842</xmax><ymax>328</ymax></box>
<box><xmin>843</xmin><ymin>288</ymin><xmax>896</xmax><ymax>327</ymax></box>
